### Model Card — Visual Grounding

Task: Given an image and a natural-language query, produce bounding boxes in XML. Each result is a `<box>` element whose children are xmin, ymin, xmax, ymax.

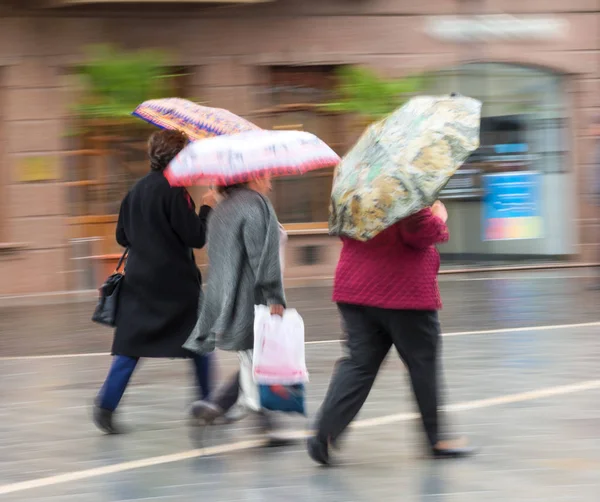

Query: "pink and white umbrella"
<box><xmin>164</xmin><ymin>129</ymin><xmax>340</xmax><ymax>187</ymax></box>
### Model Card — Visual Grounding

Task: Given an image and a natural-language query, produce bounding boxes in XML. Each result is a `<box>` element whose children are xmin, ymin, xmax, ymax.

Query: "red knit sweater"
<box><xmin>332</xmin><ymin>209</ymin><xmax>449</xmax><ymax>311</ymax></box>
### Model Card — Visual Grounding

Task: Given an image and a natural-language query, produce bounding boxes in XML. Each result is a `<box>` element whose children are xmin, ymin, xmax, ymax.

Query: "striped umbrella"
<box><xmin>133</xmin><ymin>98</ymin><xmax>260</xmax><ymax>140</ymax></box>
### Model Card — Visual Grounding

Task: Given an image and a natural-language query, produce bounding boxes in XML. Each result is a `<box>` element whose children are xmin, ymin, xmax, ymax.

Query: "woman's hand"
<box><xmin>202</xmin><ymin>190</ymin><xmax>218</xmax><ymax>208</ymax></box>
<box><xmin>269</xmin><ymin>304</ymin><xmax>285</xmax><ymax>317</ymax></box>
<box><xmin>431</xmin><ymin>200</ymin><xmax>448</xmax><ymax>223</ymax></box>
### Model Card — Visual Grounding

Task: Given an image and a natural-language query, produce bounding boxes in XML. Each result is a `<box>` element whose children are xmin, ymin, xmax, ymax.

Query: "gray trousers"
<box><xmin>315</xmin><ymin>304</ymin><xmax>444</xmax><ymax>447</ymax></box>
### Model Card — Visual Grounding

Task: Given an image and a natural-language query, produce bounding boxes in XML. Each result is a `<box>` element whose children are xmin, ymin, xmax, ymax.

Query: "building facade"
<box><xmin>0</xmin><ymin>0</ymin><xmax>599</xmax><ymax>295</ymax></box>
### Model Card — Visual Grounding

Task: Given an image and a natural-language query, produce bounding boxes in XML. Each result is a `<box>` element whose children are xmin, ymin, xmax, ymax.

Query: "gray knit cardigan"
<box><xmin>184</xmin><ymin>188</ymin><xmax>286</xmax><ymax>354</ymax></box>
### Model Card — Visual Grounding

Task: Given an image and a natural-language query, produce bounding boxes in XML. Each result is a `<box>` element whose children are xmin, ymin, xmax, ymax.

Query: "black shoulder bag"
<box><xmin>92</xmin><ymin>249</ymin><xmax>128</xmax><ymax>327</ymax></box>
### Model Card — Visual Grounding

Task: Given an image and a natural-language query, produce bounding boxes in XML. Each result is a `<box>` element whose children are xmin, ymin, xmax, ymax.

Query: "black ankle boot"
<box><xmin>189</xmin><ymin>401</ymin><xmax>223</xmax><ymax>425</ymax></box>
<box><xmin>257</xmin><ymin>411</ymin><xmax>295</xmax><ymax>447</ymax></box>
<box><xmin>431</xmin><ymin>438</ymin><xmax>477</xmax><ymax>459</ymax></box>
<box><xmin>307</xmin><ymin>435</ymin><xmax>331</xmax><ymax>466</ymax></box>
<box><xmin>93</xmin><ymin>404</ymin><xmax>121</xmax><ymax>435</ymax></box>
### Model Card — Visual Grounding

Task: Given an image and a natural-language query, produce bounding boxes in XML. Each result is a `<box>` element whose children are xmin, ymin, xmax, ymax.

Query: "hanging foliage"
<box><xmin>74</xmin><ymin>44</ymin><xmax>180</xmax><ymax>122</ymax></box>
<box><xmin>323</xmin><ymin>66</ymin><xmax>425</xmax><ymax>124</ymax></box>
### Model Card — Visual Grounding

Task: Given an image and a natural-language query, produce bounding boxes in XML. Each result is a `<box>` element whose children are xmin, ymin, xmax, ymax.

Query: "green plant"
<box><xmin>323</xmin><ymin>66</ymin><xmax>425</xmax><ymax>123</ymax></box>
<box><xmin>74</xmin><ymin>44</ymin><xmax>181</xmax><ymax>122</ymax></box>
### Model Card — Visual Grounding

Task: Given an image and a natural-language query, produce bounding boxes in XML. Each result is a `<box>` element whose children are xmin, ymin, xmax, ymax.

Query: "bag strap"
<box><xmin>115</xmin><ymin>248</ymin><xmax>128</xmax><ymax>273</ymax></box>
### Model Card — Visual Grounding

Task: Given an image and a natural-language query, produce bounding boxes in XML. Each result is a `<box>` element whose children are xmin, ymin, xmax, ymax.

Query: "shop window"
<box><xmin>66</xmin><ymin>68</ymin><xmax>192</xmax><ymax>257</ymax></box>
<box><xmin>258</xmin><ymin>66</ymin><xmax>345</xmax><ymax>226</ymax></box>
<box><xmin>428</xmin><ymin>63</ymin><xmax>569</xmax><ymax>178</ymax></box>
<box><xmin>298</xmin><ymin>244</ymin><xmax>323</xmax><ymax>266</ymax></box>
<box><xmin>426</xmin><ymin>63</ymin><xmax>574</xmax><ymax>265</ymax></box>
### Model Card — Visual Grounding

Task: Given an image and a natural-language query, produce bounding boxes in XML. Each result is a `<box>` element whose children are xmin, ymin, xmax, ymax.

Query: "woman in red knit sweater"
<box><xmin>307</xmin><ymin>201</ymin><xmax>474</xmax><ymax>465</ymax></box>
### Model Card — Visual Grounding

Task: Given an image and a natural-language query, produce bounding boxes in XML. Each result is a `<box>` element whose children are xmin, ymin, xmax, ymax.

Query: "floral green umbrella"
<box><xmin>329</xmin><ymin>94</ymin><xmax>481</xmax><ymax>241</ymax></box>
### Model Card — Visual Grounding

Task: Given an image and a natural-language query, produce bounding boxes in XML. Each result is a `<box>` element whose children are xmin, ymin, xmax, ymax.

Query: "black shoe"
<box><xmin>256</xmin><ymin>411</ymin><xmax>297</xmax><ymax>447</ymax></box>
<box><xmin>93</xmin><ymin>404</ymin><xmax>121</xmax><ymax>435</ymax></box>
<box><xmin>264</xmin><ymin>434</ymin><xmax>297</xmax><ymax>448</ymax></box>
<box><xmin>189</xmin><ymin>401</ymin><xmax>223</xmax><ymax>425</ymax></box>
<box><xmin>431</xmin><ymin>440</ymin><xmax>477</xmax><ymax>459</ymax></box>
<box><xmin>257</xmin><ymin>410</ymin><xmax>275</xmax><ymax>432</ymax></box>
<box><xmin>307</xmin><ymin>435</ymin><xmax>331</xmax><ymax>466</ymax></box>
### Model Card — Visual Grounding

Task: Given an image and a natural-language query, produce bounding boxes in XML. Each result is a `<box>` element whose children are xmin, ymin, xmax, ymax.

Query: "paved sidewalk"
<box><xmin>0</xmin><ymin>271</ymin><xmax>599</xmax><ymax>501</ymax></box>
<box><xmin>1</xmin><ymin>269</ymin><xmax>599</xmax><ymax>358</ymax></box>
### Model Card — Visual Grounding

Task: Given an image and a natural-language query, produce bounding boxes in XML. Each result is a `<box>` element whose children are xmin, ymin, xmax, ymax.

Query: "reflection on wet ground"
<box><xmin>1</xmin><ymin>269</ymin><xmax>599</xmax><ymax>356</ymax></box>
<box><xmin>0</xmin><ymin>270</ymin><xmax>599</xmax><ymax>501</ymax></box>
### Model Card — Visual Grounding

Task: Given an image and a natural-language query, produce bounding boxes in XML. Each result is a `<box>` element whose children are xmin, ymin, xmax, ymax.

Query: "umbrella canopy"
<box><xmin>329</xmin><ymin>94</ymin><xmax>481</xmax><ymax>241</ymax></box>
<box><xmin>164</xmin><ymin>129</ymin><xmax>341</xmax><ymax>187</ymax></box>
<box><xmin>132</xmin><ymin>98</ymin><xmax>260</xmax><ymax>140</ymax></box>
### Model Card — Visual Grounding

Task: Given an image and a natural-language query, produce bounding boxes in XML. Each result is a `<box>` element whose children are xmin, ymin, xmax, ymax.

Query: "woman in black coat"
<box><xmin>93</xmin><ymin>129</ymin><xmax>215</xmax><ymax>434</ymax></box>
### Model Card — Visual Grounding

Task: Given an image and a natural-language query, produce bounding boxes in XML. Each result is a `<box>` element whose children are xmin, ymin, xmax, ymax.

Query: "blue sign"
<box><xmin>494</xmin><ymin>143</ymin><xmax>528</xmax><ymax>154</ymax></box>
<box><xmin>482</xmin><ymin>171</ymin><xmax>543</xmax><ymax>241</ymax></box>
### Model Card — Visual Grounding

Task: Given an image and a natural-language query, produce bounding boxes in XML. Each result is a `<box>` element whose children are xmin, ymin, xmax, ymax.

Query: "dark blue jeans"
<box><xmin>97</xmin><ymin>354</ymin><xmax>213</xmax><ymax>412</ymax></box>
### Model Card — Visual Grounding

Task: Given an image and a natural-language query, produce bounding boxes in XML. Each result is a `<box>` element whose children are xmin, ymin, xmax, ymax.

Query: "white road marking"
<box><xmin>437</xmin><ymin>274</ymin><xmax>593</xmax><ymax>282</ymax></box>
<box><xmin>0</xmin><ymin>439</ymin><xmax>265</xmax><ymax>496</ymax></box>
<box><xmin>0</xmin><ymin>352</ymin><xmax>109</xmax><ymax>361</ymax></box>
<box><xmin>439</xmin><ymin>321</ymin><xmax>600</xmax><ymax>339</ymax></box>
<box><xmin>1</xmin><ymin>321</ymin><xmax>598</xmax><ymax>361</ymax></box>
<box><xmin>0</xmin><ymin>268</ymin><xmax>595</xmax><ymax>304</ymax></box>
<box><xmin>288</xmin><ymin>270</ymin><xmax>596</xmax><ymax>285</ymax></box>
<box><xmin>306</xmin><ymin>321</ymin><xmax>600</xmax><ymax>345</ymax></box>
<box><xmin>352</xmin><ymin>380</ymin><xmax>600</xmax><ymax>428</ymax></box>
<box><xmin>0</xmin><ymin>378</ymin><xmax>598</xmax><ymax>495</ymax></box>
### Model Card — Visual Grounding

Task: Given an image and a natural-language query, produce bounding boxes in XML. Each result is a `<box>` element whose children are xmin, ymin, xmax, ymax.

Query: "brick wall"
<box><xmin>0</xmin><ymin>58</ymin><xmax>70</xmax><ymax>294</ymax></box>
<box><xmin>0</xmin><ymin>1</ymin><xmax>598</xmax><ymax>294</ymax></box>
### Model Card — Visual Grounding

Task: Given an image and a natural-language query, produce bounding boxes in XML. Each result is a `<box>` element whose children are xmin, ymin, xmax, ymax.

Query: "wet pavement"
<box><xmin>1</xmin><ymin>268</ymin><xmax>599</xmax><ymax>357</ymax></box>
<box><xmin>0</xmin><ymin>270</ymin><xmax>599</xmax><ymax>501</ymax></box>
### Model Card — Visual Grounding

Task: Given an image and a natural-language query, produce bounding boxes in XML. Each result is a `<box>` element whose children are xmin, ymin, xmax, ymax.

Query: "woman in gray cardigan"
<box><xmin>184</xmin><ymin>175</ymin><xmax>289</xmax><ymax>443</ymax></box>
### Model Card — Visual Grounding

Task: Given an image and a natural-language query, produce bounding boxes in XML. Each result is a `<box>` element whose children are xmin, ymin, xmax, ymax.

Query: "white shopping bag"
<box><xmin>252</xmin><ymin>305</ymin><xmax>309</xmax><ymax>385</ymax></box>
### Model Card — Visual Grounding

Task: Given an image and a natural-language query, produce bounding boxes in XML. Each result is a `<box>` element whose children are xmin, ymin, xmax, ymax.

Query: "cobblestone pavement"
<box><xmin>0</xmin><ymin>270</ymin><xmax>599</xmax><ymax>501</ymax></box>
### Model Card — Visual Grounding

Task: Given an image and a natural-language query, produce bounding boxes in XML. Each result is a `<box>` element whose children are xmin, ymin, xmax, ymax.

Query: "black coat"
<box><xmin>112</xmin><ymin>170</ymin><xmax>210</xmax><ymax>358</ymax></box>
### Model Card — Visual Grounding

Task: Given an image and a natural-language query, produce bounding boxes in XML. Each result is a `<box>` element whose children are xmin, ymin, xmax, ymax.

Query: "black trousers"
<box><xmin>315</xmin><ymin>303</ymin><xmax>443</xmax><ymax>447</ymax></box>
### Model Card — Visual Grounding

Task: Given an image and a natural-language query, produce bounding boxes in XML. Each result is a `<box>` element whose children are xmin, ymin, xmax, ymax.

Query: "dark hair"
<box><xmin>148</xmin><ymin>129</ymin><xmax>189</xmax><ymax>172</ymax></box>
<box><xmin>216</xmin><ymin>183</ymin><xmax>248</xmax><ymax>195</ymax></box>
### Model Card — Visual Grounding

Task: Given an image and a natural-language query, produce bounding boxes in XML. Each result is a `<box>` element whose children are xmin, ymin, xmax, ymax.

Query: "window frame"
<box><xmin>253</xmin><ymin>65</ymin><xmax>345</xmax><ymax>228</ymax></box>
<box><xmin>64</xmin><ymin>65</ymin><xmax>194</xmax><ymax>255</ymax></box>
<box><xmin>429</xmin><ymin>63</ymin><xmax>569</xmax><ymax>176</ymax></box>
